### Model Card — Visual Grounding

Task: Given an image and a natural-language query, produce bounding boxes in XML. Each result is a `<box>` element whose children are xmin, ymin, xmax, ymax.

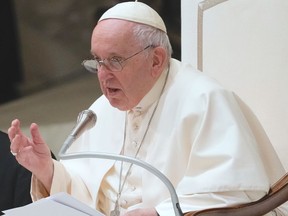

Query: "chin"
<box><xmin>108</xmin><ymin>99</ymin><xmax>129</xmax><ymax>111</ymax></box>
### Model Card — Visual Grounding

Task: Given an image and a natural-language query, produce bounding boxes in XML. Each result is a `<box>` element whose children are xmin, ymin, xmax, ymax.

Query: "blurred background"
<box><xmin>0</xmin><ymin>0</ymin><xmax>180</xmax><ymax>156</ymax></box>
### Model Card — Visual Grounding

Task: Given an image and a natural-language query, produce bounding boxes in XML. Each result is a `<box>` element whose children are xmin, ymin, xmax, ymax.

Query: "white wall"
<box><xmin>181</xmin><ymin>0</ymin><xmax>288</xmax><ymax>170</ymax></box>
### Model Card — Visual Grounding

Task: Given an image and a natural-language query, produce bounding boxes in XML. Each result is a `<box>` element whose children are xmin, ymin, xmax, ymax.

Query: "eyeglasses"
<box><xmin>82</xmin><ymin>45</ymin><xmax>153</xmax><ymax>73</ymax></box>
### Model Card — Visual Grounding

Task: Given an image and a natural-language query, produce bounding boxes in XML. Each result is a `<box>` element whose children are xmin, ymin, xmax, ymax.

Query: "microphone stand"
<box><xmin>58</xmin><ymin>149</ymin><xmax>184</xmax><ymax>216</ymax></box>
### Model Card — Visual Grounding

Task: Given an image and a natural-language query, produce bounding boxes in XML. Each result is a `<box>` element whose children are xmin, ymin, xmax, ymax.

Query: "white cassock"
<box><xmin>31</xmin><ymin>59</ymin><xmax>288</xmax><ymax>215</ymax></box>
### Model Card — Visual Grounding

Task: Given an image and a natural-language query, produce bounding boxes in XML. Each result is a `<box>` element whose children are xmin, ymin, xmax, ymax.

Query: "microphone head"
<box><xmin>71</xmin><ymin>109</ymin><xmax>97</xmax><ymax>139</ymax></box>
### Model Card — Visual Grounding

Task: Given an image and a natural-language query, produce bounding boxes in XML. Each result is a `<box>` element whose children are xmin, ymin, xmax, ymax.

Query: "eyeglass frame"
<box><xmin>82</xmin><ymin>45</ymin><xmax>154</xmax><ymax>73</ymax></box>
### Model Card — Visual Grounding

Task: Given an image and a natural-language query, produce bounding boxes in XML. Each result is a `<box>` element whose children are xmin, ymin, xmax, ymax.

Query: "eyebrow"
<box><xmin>90</xmin><ymin>50</ymin><xmax>125</xmax><ymax>59</ymax></box>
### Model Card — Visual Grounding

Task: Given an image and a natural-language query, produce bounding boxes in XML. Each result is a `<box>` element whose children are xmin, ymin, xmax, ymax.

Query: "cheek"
<box><xmin>97</xmin><ymin>69</ymin><xmax>115</xmax><ymax>85</ymax></box>
<box><xmin>97</xmin><ymin>74</ymin><xmax>105</xmax><ymax>91</ymax></box>
<box><xmin>97</xmin><ymin>70</ymin><xmax>105</xmax><ymax>82</ymax></box>
<box><xmin>124</xmin><ymin>73</ymin><xmax>148</xmax><ymax>98</ymax></box>
<box><xmin>98</xmin><ymin>81</ymin><xmax>106</xmax><ymax>95</ymax></box>
<box><xmin>97</xmin><ymin>72</ymin><xmax>113</xmax><ymax>97</ymax></box>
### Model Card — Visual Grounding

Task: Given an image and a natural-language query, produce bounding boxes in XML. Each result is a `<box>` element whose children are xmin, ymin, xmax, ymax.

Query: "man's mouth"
<box><xmin>107</xmin><ymin>87</ymin><xmax>120</xmax><ymax>94</ymax></box>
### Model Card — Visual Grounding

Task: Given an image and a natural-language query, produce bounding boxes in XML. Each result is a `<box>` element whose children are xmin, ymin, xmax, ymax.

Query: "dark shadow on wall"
<box><xmin>0</xmin><ymin>1</ymin><xmax>23</xmax><ymax>104</ymax></box>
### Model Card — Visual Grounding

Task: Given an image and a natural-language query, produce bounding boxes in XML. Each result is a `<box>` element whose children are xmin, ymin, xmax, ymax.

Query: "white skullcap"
<box><xmin>98</xmin><ymin>1</ymin><xmax>167</xmax><ymax>33</ymax></box>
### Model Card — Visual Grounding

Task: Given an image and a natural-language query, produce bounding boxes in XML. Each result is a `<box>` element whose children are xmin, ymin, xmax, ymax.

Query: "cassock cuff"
<box><xmin>31</xmin><ymin>159</ymin><xmax>71</xmax><ymax>201</ymax></box>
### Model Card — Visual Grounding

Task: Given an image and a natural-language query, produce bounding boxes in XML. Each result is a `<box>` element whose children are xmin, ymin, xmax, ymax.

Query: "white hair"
<box><xmin>132</xmin><ymin>23</ymin><xmax>173</xmax><ymax>60</ymax></box>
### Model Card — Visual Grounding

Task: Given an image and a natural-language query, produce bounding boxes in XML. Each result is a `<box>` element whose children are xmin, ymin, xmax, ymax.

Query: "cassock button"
<box><xmin>134</xmin><ymin>107</ymin><xmax>142</xmax><ymax>116</ymax></box>
<box><xmin>133</xmin><ymin>122</ymin><xmax>139</xmax><ymax>130</ymax></box>
<box><xmin>120</xmin><ymin>199</ymin><xmax>128</xmax><ymax>207</ymax></box>
<box><xmin>132</xmin><ymin>140</ymin><xmax>138</xmax><ymax>148</ymax></box>
<box><xmin>135</xmin><ymin>110</ymin><xmax>142</xmax><ymax>117</ymax></box>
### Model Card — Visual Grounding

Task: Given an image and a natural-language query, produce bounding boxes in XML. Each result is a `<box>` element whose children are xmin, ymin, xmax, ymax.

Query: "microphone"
<box><xmin>59</xmin><ymin>109</ymin><xmax>97</xmax><ymax>153</ymax></box>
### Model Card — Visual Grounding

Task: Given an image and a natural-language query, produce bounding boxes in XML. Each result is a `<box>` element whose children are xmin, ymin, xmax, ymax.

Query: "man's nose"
<box><xmin>97</xmin><ymin>64</ymin><xmax>113</xmax><ymax>79</ymax></box>
<box><xmin>98</xmin><ymin>60</ymin><xmax>112</xmax><ymax>72</ymax></box>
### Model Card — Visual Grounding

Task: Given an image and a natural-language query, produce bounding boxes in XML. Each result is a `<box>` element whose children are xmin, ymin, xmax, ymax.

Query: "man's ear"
<box><xmin>151</xmin><ymin>46</ymin><xmax>167</xmax><ymax>78</ymax></box>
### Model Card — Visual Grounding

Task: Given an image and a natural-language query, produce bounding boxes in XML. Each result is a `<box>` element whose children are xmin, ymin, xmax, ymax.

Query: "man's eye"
<box><xmin>93</xmin><ymin>56</ymin><xmax>101</xmax><ymax>61</ymax></box>
<box><xmin>110</xmin><ymin>57</ymin><xmax>122</xmax><ymax>62</ymax></box>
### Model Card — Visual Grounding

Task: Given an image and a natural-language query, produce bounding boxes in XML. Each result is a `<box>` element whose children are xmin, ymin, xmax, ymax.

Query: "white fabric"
<box><xmin>97</xmin><ymin>66</ymin><xmax>169</xmax><ymax>215</ymax></box>
<box><xmin>32</xmin><ymin>59</ymin><xmax>287</xmax><ymax>215</ymax></box>
<box><xmin>98</xmin><ymin>1</ymin><xmax>167</xmax><ymax>33</ymax></box>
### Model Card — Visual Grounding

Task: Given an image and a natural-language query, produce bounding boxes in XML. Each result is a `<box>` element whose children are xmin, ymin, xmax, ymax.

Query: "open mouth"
<box><xmin>107</xmin><ymin>87</ymin><xmax>120</xmax><ymax>94</ymax></box>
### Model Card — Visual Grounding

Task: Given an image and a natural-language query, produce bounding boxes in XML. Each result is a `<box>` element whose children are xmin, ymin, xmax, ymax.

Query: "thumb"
<box><xmin>30</xmin><ymin>123</ymin><xmax>45</xmax><ymax>145</ymax></box>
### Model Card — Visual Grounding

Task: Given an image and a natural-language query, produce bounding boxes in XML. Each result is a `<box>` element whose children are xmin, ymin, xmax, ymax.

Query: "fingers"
<box><xmin>30</xmin><ymin>123</ymin><xmax>50</xmax><ymax>157</ymax></box>
<box><xmin>8</xmin><ymin>119</ymin><xmax>21</xmax><ymax>155</ymax></box>
<box><xmin>123</xmin><ymin>208</ymin><xmax>158</xmax><ymax>216</ymax></box>
<box><xmin>8</xmin><ymin>119</ymin><xmax>31</xmax><ymax>156</ymax></box>
<box><xmin>8</xmin><ymin>119</ymin><xmax>21</xmax><ymax>141</ymax></box>
<box><xmin>10</xmin><ymin>132</ymin><xmax>29</xmax><ymax>156</ymax></box>
<box><xmin>30</xmin><ymin>123</ymin><xmax>45</xmax><ymax>145</ymax></box>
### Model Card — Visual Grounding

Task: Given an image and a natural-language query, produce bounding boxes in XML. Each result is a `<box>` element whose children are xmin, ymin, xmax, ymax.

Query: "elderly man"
<box><xmin>8</xmin><ymin>1</ymin><xmax>288</xmax><ymax>216</ymax></box>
